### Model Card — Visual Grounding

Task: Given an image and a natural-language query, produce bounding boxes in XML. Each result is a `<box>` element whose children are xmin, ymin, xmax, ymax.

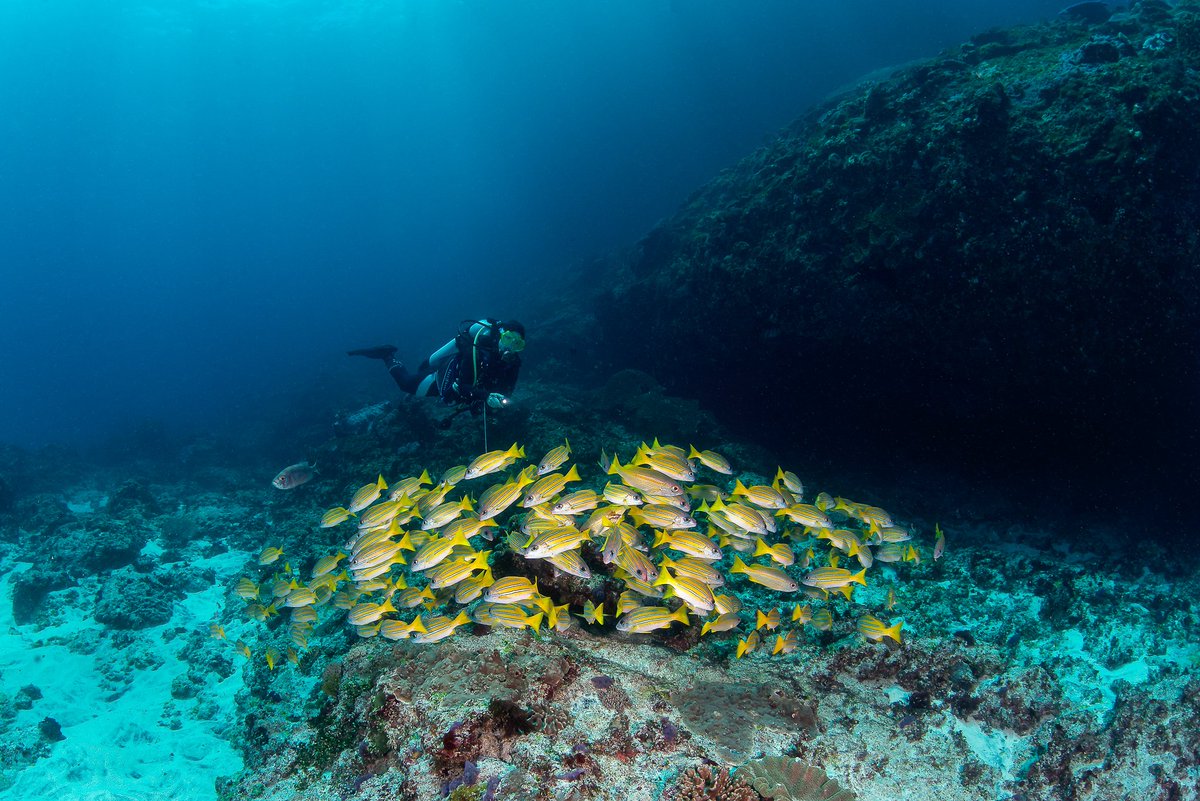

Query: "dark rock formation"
<box><xmin>93</xmin><ymin>567</ymin><xmax>181</xmax><ymax>630</ymax></box>
<box><xmin>10</xmin><ymin>567</ymin><xmax>74</xmax><ymax>626</ymax></box>
<box><xmin>588</xmin><ymin>1</ymin><xmax>1200</xmax><ymax>517</ymax></box>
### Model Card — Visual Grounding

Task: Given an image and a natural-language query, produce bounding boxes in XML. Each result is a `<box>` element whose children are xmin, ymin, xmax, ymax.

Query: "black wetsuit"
<box><xmin>387</xmin><ymin>320</ymin><xmax>521</xmax><ymax>408</ymax></box>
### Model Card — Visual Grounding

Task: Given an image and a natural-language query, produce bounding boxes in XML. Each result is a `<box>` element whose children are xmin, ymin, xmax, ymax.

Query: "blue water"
<box><xmin>0</xmin><ymin>0</ymin><xmax>1067</xmax><ymax>449</ymax></box>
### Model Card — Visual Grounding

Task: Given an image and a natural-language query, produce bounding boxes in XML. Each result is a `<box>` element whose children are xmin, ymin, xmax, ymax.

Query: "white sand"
<box><xmin>0</xmin><ymin>550</ymin><xmax>246</xmax><ymax>801</ymax></box>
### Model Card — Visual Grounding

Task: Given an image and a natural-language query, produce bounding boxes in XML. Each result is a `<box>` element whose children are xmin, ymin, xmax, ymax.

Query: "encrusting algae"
<box><xmin>216</xmin><ymin>439</ymin><xmax>928</xmax><ymax>665</ymax></box>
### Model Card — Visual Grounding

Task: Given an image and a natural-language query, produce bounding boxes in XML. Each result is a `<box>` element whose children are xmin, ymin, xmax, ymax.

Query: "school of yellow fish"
<box><xmin>213</xmin><ymin>439</ymin><xmax>936</xmax><ymax>668</ymax></box>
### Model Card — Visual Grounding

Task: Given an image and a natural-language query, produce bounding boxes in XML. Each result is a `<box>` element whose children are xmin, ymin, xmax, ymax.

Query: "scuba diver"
<box><xmin>349</xmin><ymin>319</ymin><xmax>525</xmax><ymax>418</ymax></box>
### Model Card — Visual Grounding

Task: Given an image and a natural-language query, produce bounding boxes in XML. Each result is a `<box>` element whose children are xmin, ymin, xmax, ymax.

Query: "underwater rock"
<box><xmin>93</xmin><ymin>567</ymin><xmax>181</xmax><ymax>630</ymax></box>
<box><xmin>10</xmin><ymin>566</ymin><xmax>74</xmax><ymax>626</ymax></box>
<box><xmin>108</xmin><ymin>479</ymin><xmax>161</xmax><ymax>517</ymax></box>
<box><xmin>37</xmin><ymin>717</ymin><xmax>65</xmax><ymax>743</ymax></box>
<box><xmin>0</xmin><ymin>474</ymin><xmax>12</xmax><ymax>513</ymax></box>
<box><xmin>586</xmin><ymin>5</ymin><xmax>1200</xmax><ymax>514</ymax></box>
<box><xmin>75</xmin><ymin>517</ymin><xmax>150</xmax><ymax>572</ymax></box>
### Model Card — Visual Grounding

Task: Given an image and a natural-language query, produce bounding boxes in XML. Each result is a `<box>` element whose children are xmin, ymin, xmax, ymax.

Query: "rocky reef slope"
<box><xmin>588</xmin><ymin>0</ymin><xmax>1200</xmax><ymax>511</ymax></box>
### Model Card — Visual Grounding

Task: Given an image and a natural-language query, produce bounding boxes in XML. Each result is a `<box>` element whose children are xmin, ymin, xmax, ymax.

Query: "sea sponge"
<box><xmin>736</xmin><ymin>757</ymin><xmax>856</xmax><ymax>801</ymax></box>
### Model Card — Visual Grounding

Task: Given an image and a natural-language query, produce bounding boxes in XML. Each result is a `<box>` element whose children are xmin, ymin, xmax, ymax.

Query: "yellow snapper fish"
<box><xmin>934</xmin><ymin>523</ymin><xmax>946</xmax><ymax>560</ymax></box>
<box><xmin>265</xmin><ymin>646</ymin><xmax>282</xmax><ymax>671</ymax></box>
<box><xmin>714</xmin><ymin>593</ymin><xmax>742</xmax><ymax>615</ymax></box>
<box><xmin>472</xmin><ymin>603</ymin><xmax>543</xmax><ymax>631</ymax></box>
<box><xmin>614</xmin><ymin>544</ymin><xmax>659</xmax><ymax>584</ymax></box>
<box><xmin>772</xmin><ymin>630</ymin><xmax>799</xmax><ymax>655</ymax></box>
<box><xmin>791</xmin><ymin>604</ymin><xmax>812</xmax><ymax>625</ymax></box>
<box><xmin>709</xmin><ymin>498</ymin><xmax>773</xmax><ymax>536</ymax></box>
<box><xmin>615</xmin><ymin>605</ymin><xmax>690</xmax><ymax>634</ymax></box>
<box><xmin>209</xmin><ymin>623</ymin><xmax>226</xmax><ymax>640</ymax></box>
<box><xmin>521</xmin><ymin>526</ymin><xmax>590</xmax><ymax>560</ymax></box>
<box><xmin>380</xmin><ymin>616</ymin><xmax>427</xmax><ymax>640</ymax></box>
<box><xmin>776</xmin><ymin>503</ymin><xmax>834</xmax><ymax>530</ymax></box>
<box><xmin>730</xmin><ymin>556</ymin><xmax>800</xmax><ymax>593</ymax></box>
<box><xmin>547</xmin><ymin>548</ymin><xmax>592</xmax><ymax>579</ymax></box>
<box><xmin>616</xmin><ymin>591</ymin><xmax>642</xmax><ymax>617</ymax></box>
<box><xmin>521</xmin><ymin>465</ymin><xmax>582</xmax><ymax>508</ymax></box>
<box><xmin>580</xmin><ymin>600</ymin><xmax>605</xmax><ymax>625</ymax></box>
<box><xmin>388</xmin><ymin>469</ymin><xmax>432</xmax><ymax>501</ymax></box>
<box><xmin>321</xmin><ymin>507</ymin><xmax>355</xmax><ymax>528</ymax></box>
<box><xmin>420</xmin><ymin>495</ymin><xmax>475</xmax><ymax>531</ymax></box>
<box><xmin>858</xmin><ymin>614</ymin><xmax>904</xmax><ymax>643</ymax></box>
<box><xmin>483</xmin><ymin>574</ymin><xmax>540</xmax><ymax>603</ymax></box>
<box><xmin>410</xmin><ymin>531</ymin><xmax>474</xmax><ymax>572</ymax></box>
<box><xmin>477</xmin><ymin>471</ymin><xmax>534</xmax><ymax>520</ymax></box>
<box><xmin>810</xmin><ymin>608</ymin><xmax>833</xmax><ymax>631</ymax></box>
<box><xmin>258</xmin><ymin>546</ymin><xmax>285</xmax><ymax>565</ymax></box>
<box><xmin>700</xmin><ymin>612</ymin><xmax>741</xmax><ymax>636</ymax></box>
<box><xmin>602</xmin><ymin>482</ymin><xmax>643</xmax><ymax>506</ymax></box>
<box><xmin>731</xmin><ymin>479</ymin><xmax>790</xmax><ymax>510</ymax></box>
<box><xmin>551</xmin><ymin>489</ymin><xmax>600</xmax><ymax>516</ymax></box>
<box><xmin>453</xmin><ymin>569</ymin><xmax>495</xmax><ymax>604</ymax></box>
<box><xmin>605</xmin><ymin>456</ymin><xmax>684</xmax><ymax>497</ymax></box>
<box><xmin>464</xmin><ymin>443</ymin><xmax>525</xmax><ymax>480</ymax></box>
<box><xmin>653</xmin><ymin>570</ymin><xmax>716</xmax><ymax>614</ymax></box>
<box><xmin>235</xmin><ymin>577</ymin><xmax>261</xmax><ymax>600</ymax></box>
<box><xmin>348</xmin><ymin>475</ymin><xmax>388</xmax><ymax>514</ymax></box>
<box><xmin>426</xmin><ymin>550</ymin><xmax>491</xmax><ymax>589</ymax></box>
<box><xmin>245</xmin><ymin>603</ymin><xmax>277</xmax><ymax>622</ymax></box>
<box><xmin>652</xmin><ymin>527</ymin><xmax>715</xmax><ymax>561</ymax></box>
<box><xmin>753</xmin><ymin>538</ymin><xmax>795</xmax><ymax>566</ymax></box>
<box><xmin>631</xmin><ymin>505</ymin><xmax>696</xmax><ymax>531</ymax></box>
<box><xmin>537</xmin><ymin>438</ymin><xmax>572</xmax><ymax>475</ymax></box>
<box><xmin>396</xmin><ymin>585</ymin><xmax>437</xmax><ymax>608</ymax></box>
<box><xmin>283</xmin><ymin>587</ymin><xmax>317</xmax><ymax>608</ymax></box>
<box><xmin>440</xmin><ymin>464</ymin><xmax>468</xmax><ymax>486</ymax></box>
<box><xmin>687</xmin><ymin>445</ymin><xmax>733</xmax><ymax>475</ymax></box>
<box><xmin>802</xmin><ymin>566</ymin><xmax>868</xmax><ymax>590</ymax></box>
<box><xmin>874</xmin><ymin>542</ymin><xmax>907</xmax><ymax>563</ymax></box>
<box><xmin>660</xmin><ymin>555</ymin><xmax>724</xmax><ymax>587</ymax></box>
<box><xmin>346</xmin><ymin>597</ymin><xmax>396</xmax><ymax>626</ymax></box>
<box><xmin>412</xmin><ymin>611</ymin><xmax>473</xmax><ymax>643</ymax></box>
<box><xmin>632</xmin><ymin>445</ymin><xmax>696</xmax><ymax>482</ymax></box>
<box><xmin>735</xmin><ymin>630</ymin><xmax>760</xmax><ymax>658</ymax></box>
<box><xmin>774</xmin><ymin>467</ymin><xmax>804</xmax><ymax>499</ymax></box>
<box><xmin>651</xmin><ymin>529</ymin><xmax>720</xmax><ymax>559</ymax></box>
<box><xmin>311</xmin><ymin>552</ymin><xmax>347</xmax><ymax>578</ymax></box>
<box><xmin>755</xmin><ymin>608</ymin><xmax>781</xmax><ymax>630</ymax></box>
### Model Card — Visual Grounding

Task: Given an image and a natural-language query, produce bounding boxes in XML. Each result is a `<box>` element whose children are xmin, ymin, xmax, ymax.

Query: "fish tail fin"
<box><xmin>753</xmin><ymin>538</ymin><xmax>772</xmax><ymax>558</ymax></box>
<box><xmin>732</xmin><ymin>478</ymin><xmax>749</xmax><ymax>496</ymax></box>
<box><xmin>851</xmin><ymin>568</ymin><xmax>868</xmax><ymax>586</ymax></box>
<box><xmin>730</xmin><ymin>556</ymin><xmax>748</xmax><ymax>575</ymax></box>
<box><xmin>885</xmin><ymin>621</ymin><xmax>904</xmax><ymax>642</ymax></box>
<box><xmin>672</xmin><ymin>606</ymin><xmax>691</xmax><ymax>625</ymax></box>
<box><xmin>564</xmin><ymin>464</ymin><xmax>581</xmax><ymax>482</ymax></box>
<box><xmin>526</xmin><ymin>612</ymin><xmax>544</xmax><ymax>631</ymax></box>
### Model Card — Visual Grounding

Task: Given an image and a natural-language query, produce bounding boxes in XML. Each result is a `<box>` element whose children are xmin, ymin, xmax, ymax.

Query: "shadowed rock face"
<box><xmin>588</xmin><ymin>1</ymin><xmax>1200</xmax><ymax>511</ymax></box>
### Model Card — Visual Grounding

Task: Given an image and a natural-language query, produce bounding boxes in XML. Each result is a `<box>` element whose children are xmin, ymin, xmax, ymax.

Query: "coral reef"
<box><xmin>737</xmin><ymin>757</ymin><xmax>855</xmax><ymax>801</ymax></box>
<box><xmin>666</xmin><ymin>765</ymin><xmax>760</xmax><ymax>801</ymax></box>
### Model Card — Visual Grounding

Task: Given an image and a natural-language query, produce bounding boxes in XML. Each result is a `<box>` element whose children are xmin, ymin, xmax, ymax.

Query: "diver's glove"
<box><xmin>347</xmin><ymin>345</ymin><xmax>398</xmax><ymax>361</ymax></box>
<box><xmin>486</xmin><ymin>393</ymin><xmax>510</xmax><ymax>410</ymax></box>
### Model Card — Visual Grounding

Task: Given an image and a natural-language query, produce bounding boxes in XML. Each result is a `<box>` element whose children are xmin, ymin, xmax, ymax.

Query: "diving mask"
<box><xmin>499</xmin><ymin>329</ymin><xmax>525</xmax><ymax>355</ymax></box>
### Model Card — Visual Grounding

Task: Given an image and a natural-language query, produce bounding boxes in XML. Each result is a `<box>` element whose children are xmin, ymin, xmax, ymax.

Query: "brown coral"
<box><xmin>736</xmin><ymin>757</ymin><xmax>856</xmax><ymax>801</ymax></box>
<box><xmin>665</xmin><ymin>765</ymin><xmax>761</xmax><ymax>801</ymax></box>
